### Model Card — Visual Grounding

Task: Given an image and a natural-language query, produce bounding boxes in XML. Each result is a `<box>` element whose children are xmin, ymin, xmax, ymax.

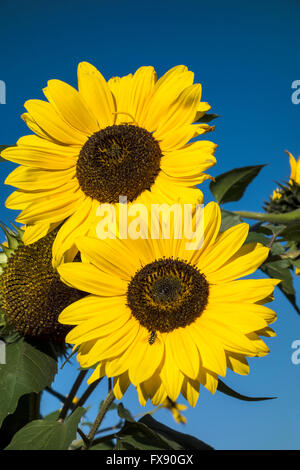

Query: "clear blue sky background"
<box><xmin>0</xmin><ymin>0</ymin><xmax>300</xmax><ymax>450</ymax></box>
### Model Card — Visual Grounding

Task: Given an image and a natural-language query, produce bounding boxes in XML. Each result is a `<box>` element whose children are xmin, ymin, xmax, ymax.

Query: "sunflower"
<box><xmin>265</xmin><ymin>150</ymin><xmax>300</xmax><ymax>214</ymax></box>
<box><xmin>0</xmin><ymin>225</ymin><xmax>86</xmax><ymax>343</ymax></box>
<box><xmin>286</xmin><ymin>151</ymin><xmax>300</xmax><ymax>276</ymax></box>
<box><xmin>1</xmin><ymin>63</ymin><xmax>216</xmax><ymax>267</ymax></box>
<box><xmin>57</xmin><ymin>202</ymin><xmax>279</xmax><ymax>407</ymax></box>
<box><xmin>264</xmin><ymin>150</ymin><xmax>300</xmax><ymax>275</ymax></box>
<box><xmin>161</xmin><ymin>397</ymin><xmax>187</xmax><ymax>424</ymax></box>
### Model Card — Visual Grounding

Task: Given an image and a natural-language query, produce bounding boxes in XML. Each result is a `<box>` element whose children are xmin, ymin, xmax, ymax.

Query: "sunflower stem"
<box><xmin>58</xmin><ymin>369</ymin><xmax>88</xmax><ymax>421</ymax></box>
<box><xmin>233</xmin><ymin>209</ymin><xmax>300</xmax><ymax>224</ymax></box>
<box><xmin>82</xmin><ymin>389</ymin><xmax>115</xmax><ymax>450</ymax></box>
<box><xmin>45</xmin><ymin>386</ymin><xmax>75</xmax><ymax>410</ymax></box>
<box><xmin>71</xmin><ymin>378</ymin><xmax>103</xmax><ymax>412</ymax></box>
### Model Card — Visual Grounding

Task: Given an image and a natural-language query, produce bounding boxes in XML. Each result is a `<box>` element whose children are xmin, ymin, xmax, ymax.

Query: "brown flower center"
<box><xmin>76</xmin><ymin>124</ymin><xmax>162</xmax><ymax>203</ymax></box>
<box><xmin>127</xmin><ymin>257</ymin><xmax>209</xmax><ymax>334</ymax></box>
<box><xmin>0</xmin><ymin>229</ymin><xmax>86</xmax><ymax>343</ymax></box>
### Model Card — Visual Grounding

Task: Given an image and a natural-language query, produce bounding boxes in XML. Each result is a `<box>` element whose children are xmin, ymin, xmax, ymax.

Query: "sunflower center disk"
<box><xmin>0</xmin><ymin>230</ymin><xmax>86</xmax><ymax>342</ymax></box>
<box><xmin>76</xmin><ymin>124</ymin><xmax>162</xmax><ymax>203</ymax></box>
<box><xmin>127</xmin><ymin>258</ymin><xmax>209</xmax><ymax>333</ymax></box>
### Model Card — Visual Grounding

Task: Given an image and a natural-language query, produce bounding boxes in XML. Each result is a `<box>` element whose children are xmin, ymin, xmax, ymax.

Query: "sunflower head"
<box><xmin>1</xmin><ymin>62</ymin><xmax>217</xmax><ymax>268</ymax></box>
<box><xmin>0</xmin><ymin>223</ymin><xmax>24</xmax><ymax>336</ymax></box>
<box><xmin>264</xmin><ymin>150</ymin><xmax>300</xmax><ymax>214</ymax></box>
<box><xmin>0</xmin><ymin>226</ymin><xmax>86</xmax><ymax>344</ymax></box>
<box><xmin>77</xmin><ymin>123</ymin><xmax>162</xmax><ymax>204</ymax></box>
<box><xmin>58</xmin><ymin>202</ymin><xmax>279</xmax><ymax>408</ymax></box>
<box><xmin>264</xmin><ymin>180</ymin><xmax>300</xmax><ymax>214</ymax></box>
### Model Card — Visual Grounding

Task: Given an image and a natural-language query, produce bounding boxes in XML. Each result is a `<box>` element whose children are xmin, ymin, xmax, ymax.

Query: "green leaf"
<box><xmin>139</xmin><ymin>415</ymin><xmax>213</xmax><ymax>450</ymax></box>
<box><xmin>220</xmin><ymin>209</ymin><xmax>243</xmax><ymax>231</ymax></box>
<box><xmin>279</xmin><ymin>223</ymin><xmax>300</xmax><ymax>242</ymax></box>
<box><xmin>210</xmin><ymin>165</ymin><xmax>265</xmax><ymax>204</ymax></box>
<box><xmin>5</xmin><ymin>407</ymin><xmax>85</xmax><ymax>450</ymax></box>
<box><xmin>245</xmin><ymin>231</ymin><xmax>270</xmax><ymax>245</ymax></box>
<box><xmin>116</xmin><ymin>420</ymin><xmax>177</xmax><ymax>450</ymax></box>
<box><xmin>44</xmin><ymin>410</ymin><xmax>60</xmax><ymax>421</ymax></box>
<box><xmin>0</xmin><ymin>338</ymin><xmax>57</xmax><ymax>427</ymax></box>
<box><xmin>117</xmin><ymin>403</ymin><xmax>135</xmax><ymax>423</ymax></box>
<box><xmin>292</xmin><ymin>257</ymin><xmax>300</xmax><ymax>268</ymax></box>
<box><xmin>195</xmin><ymin>113</ymin><xmax>219</xmax><ymax>124</ymax></box>
<box><xmin>264</xmin><ymin>224</ymin><xmax>287</xmax><ymax>235</ymax></box>
<box><xmin>90</xmin><ymin>440</ymin><xmax>115</xmax><ymax>450</ymax></box>
<box><xmin>0</xmin><ymin>222</ymin><xmax>21</xmax><ymax>251</ymax></box>
<box><xmin>0</xmin><ymin>393</ymin><xmax>41</xmax><ymax>450</ymax></box>
<box><xmin>262</xmin><ymin>259</ymin><xmax>294</xmax><ymax>294</ymax></box>
<box><xmin>261</xmin><ymin>259</ymin><xmax>300</xmax><ymax>315</ymax></box>
<box><xmin>217</xmin><ymin>379</ymin><xmax>276</xmax><ymax>401</ymax></box>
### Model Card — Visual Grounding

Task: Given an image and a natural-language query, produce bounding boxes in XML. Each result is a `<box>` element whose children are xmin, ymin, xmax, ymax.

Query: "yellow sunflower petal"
<box><xmin>1</xmin><ymin>136</ymin><xmax>78</xmax><ymax>169</ymax></box>
<box><xmin>209</xmin><ymin>279</ymin><xmax>280</xmax><ymax>304</ymax></box>
<box><xmin>187</xmin><ymin>323</ymin><xmax>227</xmax><ymax>377</ymax></box>
<box><xmin>201</xmin><ymin>320</ymin><xmax>269</xmax><ymax>357</ymax></box>
<box><xmin>156</xmin><ymin>123</ymin><xmax>213</xmax><ymax>152</ymax></box>
<box><xmin>198</xmin><ymin>368</ymin><xmax>218</xmax><ymax>394</ymax></box>
<box><xmin>201</xmin><ymin>302</ymin><xmax>268</xmax><ymax>333</ymax></box>
<box><xmin>286</xmin><ymin>150</ymin><xmax>297</xmax><ymax>183</ymax></box>
<box><xmin>159</xmin><ymin>345</ymin><xmax>185</xmax><ymax>402</ymax></box>
<box><xmin>77</xmin><ymin>318</ymin><xmax>140</xmax><ymax>366</ymax></box>
<box><xmin>16</xmin><ymin>187</ymin><xmax>83</xmax><ymax>225</ymax></box>
<box><xmin>77</xmin><ymin>61</ymin><xmax>115</xmax><ymax>128</ymax></box>
<box><xmin>52</xmin><ymin>198</ymin><xmax>97</xmax><ymax>267</ymax></box>
<box><xmin>75</xmin><ymin>236</ymin><xmax>140</xmax><ymax>281</ymax></box>
<box><xmin>24</xmin><ymin>99</ymin><xmax>86</xmax><ymax>145</ymax></box>
<box><xmin>87</xmin><ymin>363</ymin><xmax>106</xmax><ymax>384</ymax></box>
<box><xmin>161</xmin><ymin>140</ymin><xmax>217</xmax><ymax>179</ymax></box>
<box><xmin>65</xmin><ymin>307</ymin><xmax>131</xmax><ymax>345</ymax></box>
<box><xmin>207</xmin><ymin>243</ymin><xmax>269</xmax><ymax>283</ymax></box>
<box><xmin>113</xmin><ymin>372</ymin><xmax>131</xmax><ymax>399</ymax></box>
<box><xmin>127</xmin><ymin>66</ymin><xmax>157</xmax><ymax>123</ymax></box>
<box><xmin>141</xmin><ymin>65</ymin><xmax>194</xmax><ymax>130</ymax></box>
<box><xmin>127</xmin><ymin>328</ymin><xmax>164</xmax><ymax>385</ymax></box>
<box><xmin>181</xmin><ymin>376</ymin><xmax>200</xmax><ymax>407</ymax></box>
<box><xmin>137</xmin><ymin>375</ymin><xmax>167</xmax><ymax>407</ymax></box>
<box><xmin>108</xmin><ymin>73</ymin><xmax>133</xmax><ymax>124</ymax></box>
<box><xmin>59</xmin><ymin>295</ymin><xmax>126</xmax><ymax>325</ymax></box>
<box><xmin>5</xmin><ymin>166</ymin><xmax>76</xmax><ymax>191</ymax></box>
<box><xmin>22</xmin><ymin>222</ymin><xmax>59</xmax><ymax>245</ymax></box>
<box><xmin>166</xmin><ymin>329</ymin><xmax>200</xmax><ymax>380</ymax></box>
<box><xmin>226</xmin><ymin>352</ymin><xmax>249</xmax><ymax>376</ymax></box>
<box><xmin>43</xmin><ymin>79</ymin><xmax>99</xmax><ymax>135</ymax></box>
<box><xmin>154</xmin><ymin>84</ymin><xmax>202</xmax><ymax>137</ymax></box>
<box><xmin>197</xmin><ymin>223</ymin><xmax>249</xmax><ymax>273</ymax></box>
<box><xmin>58</xmin><ymin>262</ymin><xmax>127</xmax><ymax>296</ymax></box>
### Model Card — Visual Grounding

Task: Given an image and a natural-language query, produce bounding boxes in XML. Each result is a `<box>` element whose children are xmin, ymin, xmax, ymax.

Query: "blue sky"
<box><xmin>0</xmin><ymin>0</ymin><xmax>300</xmax><ymax>450</ymax></box>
